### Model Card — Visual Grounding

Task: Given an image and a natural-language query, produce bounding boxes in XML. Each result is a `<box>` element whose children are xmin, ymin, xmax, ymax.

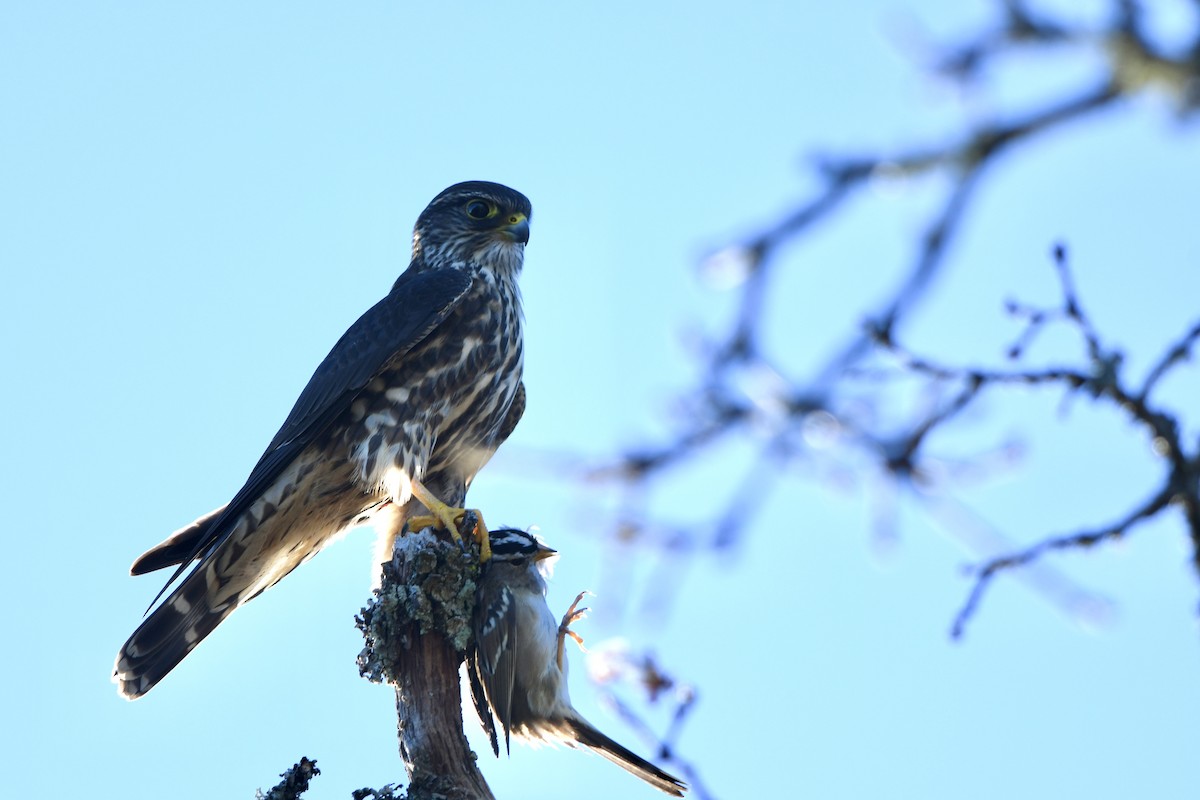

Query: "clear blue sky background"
<box><xmin>3</xmin><ymin>2</ymin><xmax>1199</xmax><ymax>798</ymax></box>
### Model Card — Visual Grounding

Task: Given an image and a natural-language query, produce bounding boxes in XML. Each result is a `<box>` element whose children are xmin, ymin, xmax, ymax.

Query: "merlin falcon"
<box><xmin>114</xmin><ymin>181</ymin><xmax>531</xmax><ymax>699</ymax></box>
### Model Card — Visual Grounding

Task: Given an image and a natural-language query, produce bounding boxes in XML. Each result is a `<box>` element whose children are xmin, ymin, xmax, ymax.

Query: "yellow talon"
<box><xmin>405</xmin><ymin>514</ymin><xmax>439</xmax><ymax>532</ymax></box>
<box><xmin>408</xmin><ymin>479</ymin><xmax>492</xmax><ymax>561</ymax></box>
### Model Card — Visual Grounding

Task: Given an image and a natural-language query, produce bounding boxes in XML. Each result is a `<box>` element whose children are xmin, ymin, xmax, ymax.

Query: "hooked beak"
<box><xmin>500</xmin><ymin>213</ymin><xmax>530</xmax><ymax>245</ymax></box>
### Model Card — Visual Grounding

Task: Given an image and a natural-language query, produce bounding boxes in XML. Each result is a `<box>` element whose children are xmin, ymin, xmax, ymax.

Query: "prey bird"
<box><xmin>469</xmin><ymin>529</ymin><xmax>687</xmax><ymax>796</ymax></box>
<box><xmin>115</xmin><ymin>181</ymin><xmax>531</xmax><ymax>699</ymax></box>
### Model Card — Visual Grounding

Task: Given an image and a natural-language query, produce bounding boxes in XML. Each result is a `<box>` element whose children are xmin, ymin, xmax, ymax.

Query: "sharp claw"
<box><xmin>405</xmin><ymin>480</ymin><xmax>492</xmax><ymax>561</ymax></box>
<box><xmin>455</xmin><ymin>511</ymin><xmax>477</xmax><ymax>552</ymax></box>
<box><xmin>556</xmin><ymin>591</ymin><xmax>591</xmax><ymax>668</ymax></box>
<box><xmin>469</xmin><ymin>513</ymin><xmax>492</xmax><ymax>561</ymax></box>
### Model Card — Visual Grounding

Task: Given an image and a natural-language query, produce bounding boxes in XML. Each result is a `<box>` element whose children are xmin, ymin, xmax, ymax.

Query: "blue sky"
<box><xmin>3</xmin><ymin>2</ymin><xmax>1200</xmax><ymax>798</ymax></box>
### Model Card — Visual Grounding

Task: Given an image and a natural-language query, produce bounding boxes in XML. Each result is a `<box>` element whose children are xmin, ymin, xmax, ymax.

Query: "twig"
<box><xmin>951</xmin><ymin>484</ymin><xmax>1174</xmax><ymax>638</ymax></box>
<box><xmin>256</xmin><ymin>757</ymin><xmax>320</xmax><ymax>800</ymax></box>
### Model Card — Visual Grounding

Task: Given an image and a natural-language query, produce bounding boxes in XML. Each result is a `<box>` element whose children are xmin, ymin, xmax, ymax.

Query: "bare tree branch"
<box><xmin>356</xmin><ymin>529</ymin><xmax>493</xmax><ymax>800</ymax></box>
<box><xmin>874</xmin><ymin>243</ymin><xmax>1200</xmax><ymax>634</ymax></box>
<box><xmin>483</xmin><ymin>0</ymin><xmax>1200</xmax><ymax>786</ymax></box>
<box><xmin>569</xmin><ymin>0</ymin><xmax>1200</xmax><ymax>637</ymax></box>
<box><xmin>256</xmin><ymin>757</ymin><xmax>320</xmax><ymax>800</ymax></box>
<box><xmin>950</xmin><ymin>483</ymin><xmax>1175</xmax><ymax>638</ymax></box>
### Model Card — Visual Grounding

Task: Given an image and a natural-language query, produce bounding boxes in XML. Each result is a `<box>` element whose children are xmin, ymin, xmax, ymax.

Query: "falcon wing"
<box><xmin>132</xmin><ymin>267</ymin><xmax>472</xmax><ymax>589</ymax></box>
<box><xmin>256</xmin><ymin>267</ymin><xmax>473</xmax><ymax>458</ymax></box>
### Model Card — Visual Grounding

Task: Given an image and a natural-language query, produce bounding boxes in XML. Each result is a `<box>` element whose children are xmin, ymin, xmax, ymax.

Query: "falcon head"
<box><xmin>412</xmin><ymin>181</ymin><xmax>532</xmax><ymax>272</ymax></box>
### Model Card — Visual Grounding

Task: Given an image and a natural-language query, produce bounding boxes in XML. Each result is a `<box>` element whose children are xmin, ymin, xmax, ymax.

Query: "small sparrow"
<box><xmin>469</xmin><ymin>528</ymin><xmax>686</xmax><ymax>796</ymax></box>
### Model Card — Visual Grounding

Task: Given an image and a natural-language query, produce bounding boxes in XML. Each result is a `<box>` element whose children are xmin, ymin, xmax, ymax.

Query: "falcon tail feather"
<box><xmin>130</xmin><ymin>505</ymin><xmax>229</xmax><ymax>575</ymax></box>
<box><xmin>113</xmin><ymin>567</ymin><xmax>241</xmax><ymax>699</ymax></box>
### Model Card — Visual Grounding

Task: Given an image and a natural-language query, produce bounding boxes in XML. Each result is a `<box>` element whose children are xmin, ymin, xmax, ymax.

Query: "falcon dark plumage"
<box><xmin>114</xmin><ymin>181</ymin><xmax>531</xmax><ymax>699</ymax></box>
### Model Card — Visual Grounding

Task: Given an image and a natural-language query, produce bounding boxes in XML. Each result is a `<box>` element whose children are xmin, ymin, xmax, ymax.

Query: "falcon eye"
<box><xmin>465</xmin><ymin>199</ymin><xmax>495</xmax><ymax>220</ymax></box>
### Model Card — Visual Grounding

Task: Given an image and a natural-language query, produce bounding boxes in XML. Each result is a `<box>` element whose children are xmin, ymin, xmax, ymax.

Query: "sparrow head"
<box><xmin>486</xmin><ymin>528</ymin><xmax>557</xmax><ymax>574</ymax></box>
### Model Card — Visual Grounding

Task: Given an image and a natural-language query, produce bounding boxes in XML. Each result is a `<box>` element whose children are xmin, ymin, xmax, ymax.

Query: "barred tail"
<box><xmin>565</xmin><ymin>717</ymin><xmax>687</xmax><ymax>797</ymax></box>
<box><xmin>113</xmin><ymin>564</ymin><xmax>242</xmax><ymax>699</ymax></box>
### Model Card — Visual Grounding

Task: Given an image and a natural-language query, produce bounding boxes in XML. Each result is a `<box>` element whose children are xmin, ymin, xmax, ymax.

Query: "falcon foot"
<box><xmin>556</xmin><ymin>590</ymin><xmax>590</xmax><ymax>670</ymax></box>
<box><xmin>408</xmin><ymin>479</ymin><xmax>492</xmax><ymax>561</ymax></box>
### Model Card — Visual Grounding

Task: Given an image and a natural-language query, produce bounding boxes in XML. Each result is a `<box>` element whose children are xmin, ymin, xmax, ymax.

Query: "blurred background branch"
<box><xmin>517</xmin><ymin>1</ymin><xmax>1200</xmax><ymax>783</ymax></box>
<box><xmin>579</xmin><ymin>0</ymin><xmax>1199</xmax><ymax>603</ymax></box>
